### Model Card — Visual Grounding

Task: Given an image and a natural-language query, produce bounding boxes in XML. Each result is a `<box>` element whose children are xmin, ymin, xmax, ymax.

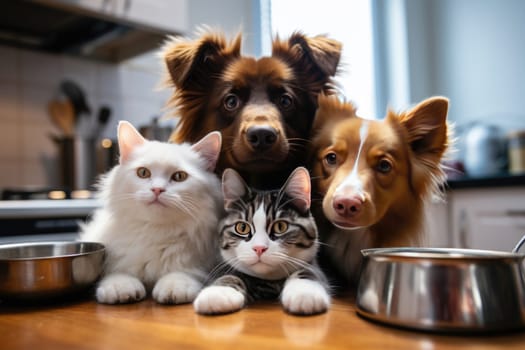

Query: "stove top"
<box><xmin>2</xmin><ymin>188</ymin><xmax>94</xmax><ymax>200</ymax></box>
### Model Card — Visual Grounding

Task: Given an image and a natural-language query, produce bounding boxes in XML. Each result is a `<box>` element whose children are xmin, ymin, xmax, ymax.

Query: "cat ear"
<box><xmin>222</xmin><ymin>168</ymin><xmax>249</xmax><ymax>209</ymax></box>
<box><xmin>118</xmin><ymin>121</ymin><xmax>146</xmax><ymax>163</ymax></box>
<box><xmin>191</xmin><ymin>131</ymin><xmax>222</xmax><ymax>172</ymax></box>
<box><xmin>282</xmin><ymin>167</ymin><xmax>311</xmax><ymax>214</ymax></box>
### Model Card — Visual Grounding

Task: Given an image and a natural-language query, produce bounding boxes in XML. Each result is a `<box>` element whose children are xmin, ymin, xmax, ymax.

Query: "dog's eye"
<box><xmin>376</xmin><ymin>159</ymin><xmax>393</xmax><ymax>174</ymax></box>
<box><xmin>223</xmin><ymin>94</ymin><xmax>240</xmax><ymax>111</ymax></box>
<box><xmin>324</xmin><ymin>152</ymin><xmax>338</xmax><ymax>166</ymax></box>
<box><xmin>279</xmin><ymin>93</ymin><xmax>293</xmax><ymax>110</ymax></box>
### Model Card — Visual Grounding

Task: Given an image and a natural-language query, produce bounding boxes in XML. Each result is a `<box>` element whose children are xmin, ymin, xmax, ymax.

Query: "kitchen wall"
<box><xmin>0</xmin><ymin>45</ymin><xmax>170</xmax><ymax>189</ymax></box>
<box><xmin>404</xmin><ymin>0</ymin><xmax>525</xmax><ymax>131</ymax></box>
<box><xmin>0</xmin><ymin>0</ymin><xmax>257</xmax><ymax>190</ymax></box>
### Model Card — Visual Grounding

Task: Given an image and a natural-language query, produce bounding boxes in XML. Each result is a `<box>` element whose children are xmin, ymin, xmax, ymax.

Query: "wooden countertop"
<box><xmin>1</xmin><ymin>295</ymin><xmax>524</xmax><ymax>349</ymax></box>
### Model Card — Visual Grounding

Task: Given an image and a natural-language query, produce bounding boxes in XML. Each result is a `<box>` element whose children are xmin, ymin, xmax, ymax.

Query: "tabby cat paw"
<box><xmin>281</xmin><ymin>279</ymin><xmax>330</xmax><ymax>315</ymax></box>
<box><xmin>96</xmin><ymin>274</ymin><xmax>146</xmax><ymax>304</ymax></box>
<box><xmin>193</xmin><ymin>286</ymin><xmax>245</xmax><ymax>315</ymax></box>
<box><xmin>152</xmin><ymin>272</ymin><xmax>202</xmax><ymax>304</ymax></box>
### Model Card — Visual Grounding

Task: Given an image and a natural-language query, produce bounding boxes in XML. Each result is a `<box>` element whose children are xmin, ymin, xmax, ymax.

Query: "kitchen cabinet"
<box><xmin>38</xmin><ymin>0</ymin><xmax>188</xmax><ymax>34</ymax></box>
<box><xmin>423</xmin><ymin>199</ymin><xmax>451</xmax><ymax>247</ymax></box>
<box><xmin>449</xmin><ymin>187</ymin><xmax>525</xmax><ymax>251</ymax></box>
<box><xmin>424</xmin><ymin>184</ymin><xmax>525</xmax><ymax>251</ymax></box>
<box><xmin>2</xmin><ymin>1</ymin><xmax>188</xmax><ymax>62</ymax></box>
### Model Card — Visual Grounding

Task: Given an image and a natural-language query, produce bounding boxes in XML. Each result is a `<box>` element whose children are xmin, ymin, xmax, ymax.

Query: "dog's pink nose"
<box><xmin>151</xmin><ymin>187</ymin><xmax>165</xmax><ymax>197</ymax></box>
<box><xmin>246</xmin><ymin>126</ymin><xmax>277</xmax><ymax>151</ymax></box>
<box><xmin>252</xmin><ymin>245</ymin><xmax>268</xmax><ymax>257</ymax></box>
<box><xmin>333</xmin><ymin>195</ymin><xmax>363</xmax><ymax>217</ymax></box>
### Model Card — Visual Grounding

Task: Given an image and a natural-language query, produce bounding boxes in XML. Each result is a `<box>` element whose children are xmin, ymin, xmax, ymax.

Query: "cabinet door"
<box><xmin>41</xmin><ymin>0</ymin><xmax>188</xmax><ymax>33</ymax></box>
<box><xmin>423</xmin><ymin>199</ymin><xmax>451</xmax><ymax>247</ymax></box>
<box><xmin>450</xmin><ymin>188</ymin><xmax>525</xmax><ymax>251</ymax></box>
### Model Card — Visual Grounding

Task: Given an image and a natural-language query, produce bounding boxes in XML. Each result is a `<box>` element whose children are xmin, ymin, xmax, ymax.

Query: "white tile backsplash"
<box><xmin>20</xmin><ymin>85</ymin><xmax>53</xmax><ymax>125</ymax></box>
<box><xmin>0</xmin><ymin>45</ymin><xmax>169</xmax><ymax>189</ymax></box>
<box><xmin>0</xmin><ymin>160</ymin><xmax>22</xmax><ymax>188</ymax></box>
<box><xmin>61</xmin><ymin>56</ymin><xmax>97</xmax><ymax>96</ymax></box>
<box><xmin>20</xmin><ymin>50</ymin><xmax>62</xmax><ymax>87</ymax></box>
<box><xmin>0</xmin><ymin>83</ymin><xmax>19</xmax><ymax>120</ymax></box>
<box><xmin>0</xmin><ymin>46</ymin><xmax>18</xmax><ymax>82</ymax></box>
<box><xmin>0</xmin><ymin>121</ymin><xmax>21</xmax><ymax>159</ymax></box>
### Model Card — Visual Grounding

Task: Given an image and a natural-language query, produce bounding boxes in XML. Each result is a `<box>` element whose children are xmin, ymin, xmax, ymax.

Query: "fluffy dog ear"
<box><xmin>393</xmin><ymin>97</ymin><xmax>449</xmax><ymax>195</ymax></box>
<box><xmin>272</xmin><ymin>32</ymin><xmax>342</xmax><ymax>90</ymax></box>
<box><xmin>161</xmin><ymin>31</ymin><xmax>242</xmax><ymax>89</ymax></box>
<box><xmin>398</xmin><ymin>97</ymin><xmax>449</xmax><ymax>159</ymax></box>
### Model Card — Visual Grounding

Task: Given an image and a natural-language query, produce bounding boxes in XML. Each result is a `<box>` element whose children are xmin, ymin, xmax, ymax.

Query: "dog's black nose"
<box><xmin>246</xmin><ymin>126</ymin><xmax>278</xmax><ymax>151</ymax></box>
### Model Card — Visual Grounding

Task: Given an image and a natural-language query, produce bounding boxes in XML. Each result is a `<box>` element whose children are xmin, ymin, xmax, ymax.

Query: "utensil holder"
<box><xmin>56</xmin><ymin>137</ymin><xmax>97</xmax><ymax>190</ymax></box>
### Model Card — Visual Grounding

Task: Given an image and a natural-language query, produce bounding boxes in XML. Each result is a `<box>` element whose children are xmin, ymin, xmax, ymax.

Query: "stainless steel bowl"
<box><xmin>0</xmin><ymin>241</ymin><xmax>105</xmax><ymax>300</ymax></box>
<box><xmin>356</xmin><ymin>246</ymin><xmax>525</xmax><ymax>333</ymax></box>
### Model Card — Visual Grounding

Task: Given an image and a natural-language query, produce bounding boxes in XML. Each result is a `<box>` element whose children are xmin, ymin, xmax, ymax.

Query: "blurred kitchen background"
<box><xmin>0</xmin><ymin>0</ymin><xmax>524</xmax><ymax>247</ymax></box>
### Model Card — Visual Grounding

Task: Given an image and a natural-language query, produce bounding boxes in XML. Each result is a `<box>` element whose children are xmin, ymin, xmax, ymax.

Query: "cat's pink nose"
<box><xmin>151</xmin><ymin>187</ymin><xmax>165</xmax><ymax>197</ymax></box>
<box><xmin>252</xmin><ymin>246</ymin><xmax>268</xmax><ymax>257</ymax></box>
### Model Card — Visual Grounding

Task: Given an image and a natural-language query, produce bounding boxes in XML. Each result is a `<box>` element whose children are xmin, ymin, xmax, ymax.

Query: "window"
<box><xmin>268</xmin><ymin>0</ymin><xmax>376</xmax><ymax>119</ymax></box>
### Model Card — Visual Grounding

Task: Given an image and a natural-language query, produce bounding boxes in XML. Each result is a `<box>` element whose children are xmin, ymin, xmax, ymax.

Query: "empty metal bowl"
<box><xmin>356</xmin><ymin>241</ymin><xmax>525</xmax><ymax>333</ymax></box>
<box><xmin>0</xmin><ymin>241</ymin><xmax>105</xmax><ymax>300</ymax></box>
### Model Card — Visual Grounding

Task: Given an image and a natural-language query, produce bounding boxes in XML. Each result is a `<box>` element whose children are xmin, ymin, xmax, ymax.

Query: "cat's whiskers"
<box><xmin>272</xmin><ymin>252</ymin><xmax>323</xmax><ymax>279</ymax></box>
<box><xmin>206</xmin><ymin>258</ymin><xmax>239</xmax><ymax>282</ymax></box>
<box><xmin>162</xmin><ymin>193</ymin><xmax>205</xmax><ymax>222</ymax></box>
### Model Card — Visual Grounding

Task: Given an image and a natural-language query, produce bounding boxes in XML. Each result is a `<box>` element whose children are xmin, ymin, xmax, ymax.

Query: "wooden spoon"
<box><xmin>48</xmin><ymin>100</ymin><xmax>75</xmax><ymax>136</ymax></box>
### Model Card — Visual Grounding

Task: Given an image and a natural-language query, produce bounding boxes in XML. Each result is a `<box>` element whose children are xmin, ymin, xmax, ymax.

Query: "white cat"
<box><xmin>80</xmin><ymin>121</ymin><xmax>223</xmax><ymax>305</ymax></box>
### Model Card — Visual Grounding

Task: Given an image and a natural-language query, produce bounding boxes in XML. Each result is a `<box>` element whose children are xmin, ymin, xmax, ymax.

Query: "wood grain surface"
<box><xmin>1</xmin><ymin>294</ymin><xmax>524</xmax><ymax>349</ymax></box>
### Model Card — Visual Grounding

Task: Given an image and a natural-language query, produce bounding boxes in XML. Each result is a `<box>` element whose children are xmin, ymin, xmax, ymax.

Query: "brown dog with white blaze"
<box><xmin>161</xmin><ymin>30</ymin><xmax>342</xmax><ymax>189</ymax></box>
<box><xmin>310</xmin><ymin>94</ymin><xmax>450</xmax><ymax>285</ymax></box>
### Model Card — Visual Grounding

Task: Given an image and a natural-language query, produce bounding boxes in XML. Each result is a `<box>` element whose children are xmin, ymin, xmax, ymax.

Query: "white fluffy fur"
<box><xmin>281</xmin><ymin>279</ymin><xmax>330</xmax><ymax>315</ymax></box>
<box><xmin>81</xmin><ymin>124</ymin><xmax>222</xmax><ymax>304</ymax></box>
<box><xmin>193</xmin><ymin>286</ymin><xmax>245</xmax><ymax>314</ymax></box>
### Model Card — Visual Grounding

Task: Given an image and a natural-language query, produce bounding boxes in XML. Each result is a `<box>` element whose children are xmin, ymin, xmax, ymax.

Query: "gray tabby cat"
<box><xmin>193</xmin><ymin>167</ymin><xmax>330</xmax><ymax>315</ymax></box>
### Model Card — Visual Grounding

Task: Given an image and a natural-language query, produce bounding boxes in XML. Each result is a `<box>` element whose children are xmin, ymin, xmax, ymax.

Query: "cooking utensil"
<box><xmin>356</xmin><ymin>235</ymin><xmax>525</xmax><ymax>333</ymax></box>
<box><xmin>60</xmin><ymin>80</ymin><xmax>91</xmax><ymax>116</ymax></box>
<box><xmin>52</xmin><ymin>136</ymin><xmax>97</xmax><ymax>190</ymax></box>
<box><xmin>59</xmin><ymin>80</ymin><xmax>92</xmax><ymax>137</ymax></box>
<box><xmin>93</xmin><ymin>105</ymin><xmax>111</xmax><ymax>138</ymax></box>
<box><xmin>0</xmin><ymin>241</ymin><xmax>105</xmax><ymax>300</ymax></box>
<box><xmin>47</xmin><ymin>100</ymin><xmax>75</xmax><ymax>136</ymax></box>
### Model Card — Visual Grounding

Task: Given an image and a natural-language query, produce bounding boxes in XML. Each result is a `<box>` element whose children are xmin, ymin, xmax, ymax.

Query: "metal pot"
<box><xmin>356</xmin><ymin>237</ymin><xmax>525</xmax><ymax>333</ymax></box>
<box><xmin>462</xmin><ymin>123</ymin><xmax>507</xmax><ymax>177</ymax></box>
<box><xmin>0</xmin><ymin>241</ymin><xmax>105</xmax><ymax>300</ymax></box>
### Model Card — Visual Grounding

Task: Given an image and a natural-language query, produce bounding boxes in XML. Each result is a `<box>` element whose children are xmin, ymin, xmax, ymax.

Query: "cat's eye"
<box><xmin>171</xmin><ymin>171</ymin><xmax>188</xmax><ymax>182</ymax></box>
<box><xmin>376</xmin><ymin>158</ymin><xmax>393</xmax><ymax>174</ymax></box>
<box><xmin>223</xmin><ymin>93</ymin><xmax>240</xmax><ymax>111</ymax></box>
<box><xmin>324</xmin><ymin>152</ymin><xmax>337</xmax><ymax>166</ymax></box>
<box><xmin>136</xmin><ymin>167</ymin><xmax>151</xmax><ymax>178</ymax></box>
<box><xmin>272</xmin><ymin>220</ymin><xmax>288</xmax><ymax>234</ymax></box>
<box><xmin>234</xmin><ymin>222</ymin><xmax>251</xmax><ymax>236</ymax></box>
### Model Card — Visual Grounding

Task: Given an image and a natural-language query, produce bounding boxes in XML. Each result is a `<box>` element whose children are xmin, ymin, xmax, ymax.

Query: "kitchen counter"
<box><xmin>1</xmin><ymin>295</ymin><xmax>524</xmax><ymax>349</ymax></box>
<box><xmin>446</xmin><ymin>173</ymin><xmax>525</xmax><ymax>189</ymax></box>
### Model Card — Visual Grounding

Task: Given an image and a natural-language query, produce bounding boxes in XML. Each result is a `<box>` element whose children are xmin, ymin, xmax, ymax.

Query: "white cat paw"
<box><xmin>152</xmin><ymin>272</ymin><xmax>202</xmax><ymax>304</ymax></box>
<box><xmin>281</xmin><ymin>279</ymin><xmax>330</xmax><ymax>315</ymax></box>
<box><xmin>193</xmin><ymin>286</ymin><xmax>245</xmax><ymax>315</ymax></box>
<box><xmin>96</xmin><ymin>274</ymin><xmax>146</xmax><ymax>304</ymax></box>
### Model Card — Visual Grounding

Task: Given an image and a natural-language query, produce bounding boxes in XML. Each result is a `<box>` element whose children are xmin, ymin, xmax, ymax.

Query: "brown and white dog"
<box><xmin>310</xmin><ymin>94</ymin><xmax>450</xmax><ymax>284</ymax></box>
<box><xmin>161</xmin><ymin>30</ymin><xmax>341</xmax><ymax>189</ymax></box>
